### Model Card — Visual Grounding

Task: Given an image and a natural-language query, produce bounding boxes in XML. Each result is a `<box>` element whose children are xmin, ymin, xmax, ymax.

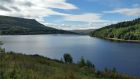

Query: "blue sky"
<box><xmin>45</xmin><ymin>0</ymin><xmax>140</xmax><ymax>29</ymax></box>
<box><xmin>0</xmin><ymin>0</ymin><xmax>140</xmax><ymax>30</ymax></box>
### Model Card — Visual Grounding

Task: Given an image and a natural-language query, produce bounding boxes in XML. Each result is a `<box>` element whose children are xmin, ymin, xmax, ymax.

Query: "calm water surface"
<box><xmin>0</xmin><ymin>35</ymin><xmax>140</xmax><ymax>76</ymax></box>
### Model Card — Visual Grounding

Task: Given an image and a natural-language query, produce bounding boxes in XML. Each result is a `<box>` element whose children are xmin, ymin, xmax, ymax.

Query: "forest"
<box><xmin>90</xmin><ymin>18</ymin><xmax>140</xmax><ymax>41</ymax></box>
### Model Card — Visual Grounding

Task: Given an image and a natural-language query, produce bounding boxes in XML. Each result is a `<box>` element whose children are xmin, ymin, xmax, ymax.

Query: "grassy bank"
<box><xmin>0</xmin><ymin>48</ymin><xmax>139</xmax><ymax>79</ymax></box>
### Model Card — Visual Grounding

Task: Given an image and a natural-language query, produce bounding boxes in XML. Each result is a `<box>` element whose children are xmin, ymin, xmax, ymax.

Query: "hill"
<box><xmin>0</xmin><ymin>16</ymin><xmax>77</xmax><ymax>35</ymax></box>
<box><xmin>90</xmin><ymin>18</ymin><xmax>140</xmax><ymax>42</ymax></box>
<box><xmin>69</xmin><ymin>29</ymin><xmax>95</xmax><ymax>35</ymax></box>
<box><xmin>0</xmin><ymin>48</ymin><xmax>138</xmax><ymax>79</ymax></box>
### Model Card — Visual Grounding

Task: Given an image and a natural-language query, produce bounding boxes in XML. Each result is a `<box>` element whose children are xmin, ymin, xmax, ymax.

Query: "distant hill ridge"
<box><xmin>0</xmin><ymin>15</ymin><xmax>77</xmax><ymax>35</ymax></box>
<box><xmin>90</xmin><ymin>18</ymin><xmax>140</xmax><ymax>41</ymax></box>
<box><xmin>69</xmin><ymin>29</ymin><xmax>95</xmax><ymax>35</ymax></box>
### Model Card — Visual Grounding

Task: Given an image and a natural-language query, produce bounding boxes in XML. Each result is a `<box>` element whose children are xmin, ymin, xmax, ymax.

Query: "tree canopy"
<box><xmin>90</xmin><ymin>18</ymin><xmax>140</xmax><ymax>41</ymax></box>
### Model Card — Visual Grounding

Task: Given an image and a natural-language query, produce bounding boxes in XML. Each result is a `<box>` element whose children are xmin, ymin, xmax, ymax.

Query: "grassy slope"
<box><xmin>0</xmin><ymin>15</ymin><xmax>77</xmax><ymax>35</ymax></box>
<box><xmin>0</xmin><ymin>48</ymin><xmax>139</xmax><ymax>79</ymax></box>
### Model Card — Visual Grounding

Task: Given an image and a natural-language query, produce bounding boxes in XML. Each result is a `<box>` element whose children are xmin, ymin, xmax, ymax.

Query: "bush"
<box><xmin>86</xmin><ymin>60</ymin><xmax>95</xmax><ymax>68</ymax></box>
<box><xmin>78</xmin><ymin>57</ymin><xmax>95</xmax><ymax>69</ymax></box>
<box><xmin>78</xmin><ymin>57</ymin><xmax>86</xmax><ymax>67</ymax></box>
<box><xmin>63</xmin><ymin>53</ymin><xmax>73</xmax><ymax>64</ymax></box>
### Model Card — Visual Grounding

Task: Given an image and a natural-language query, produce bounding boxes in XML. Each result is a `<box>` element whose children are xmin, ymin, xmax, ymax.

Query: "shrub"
<box><xmin>86</xmin><ymin>60</ymin><xmax>95</xmax><ymax>68</ymax></box>
<box><xmin>78</xmin><ymin>57</ymin><xmax>86</xmax><ymax>67</ymax></box>
<box><xmin>63</xmin><ymin>53</ymin><xmax>73</xmax><ymax>64</ymax></box>
<box><xmin>78</xmin><ymin>57</ymin><xmax>95</xmax><ymax>69</ymax></box>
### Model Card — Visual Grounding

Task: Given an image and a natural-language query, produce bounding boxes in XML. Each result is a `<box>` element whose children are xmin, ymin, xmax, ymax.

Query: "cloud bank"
<box><xmin>0</xmin><ymin>0</ymin><xmax>77</xmax><ymax>18</ymax></box>
<box><xmin>0</xmin><ymin>0</ymin><xmax>139</xmax><ymax>30</ymax></box>
<box><xmin>104</xmin><ymin>7</ymin><xmax>140</xmax><ymax>16</ymax></box>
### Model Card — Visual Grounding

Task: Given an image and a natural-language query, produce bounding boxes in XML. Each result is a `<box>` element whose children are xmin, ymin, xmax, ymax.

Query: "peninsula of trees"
<box><xmin>90</xmin><ymin>18</ymin><xmax>140</xmax><ymax>42</ymax></box>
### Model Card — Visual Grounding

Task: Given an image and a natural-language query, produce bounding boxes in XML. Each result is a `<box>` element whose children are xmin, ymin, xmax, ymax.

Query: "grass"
<box><xmin>0</xmin><ymin>48</ymin><xmax>139</xmax><ymax>79</ymax></box>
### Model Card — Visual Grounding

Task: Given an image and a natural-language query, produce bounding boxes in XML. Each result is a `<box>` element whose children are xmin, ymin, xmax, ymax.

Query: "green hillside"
<box><xmin>0</xmin><ymin>16</ymin><xmax>77</xmax><ymax>35</ymax></box>
<box><xmin>90</xmin><ymin>18</ymin><xmax>140</xmax><ymax>42</ymax></box>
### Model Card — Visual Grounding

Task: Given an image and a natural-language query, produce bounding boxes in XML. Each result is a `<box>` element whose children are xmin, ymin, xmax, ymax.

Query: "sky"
<box><xmin>0</xmin><ymin>0</ymin><xmax>140</xmax><ymax>30</ymax></box>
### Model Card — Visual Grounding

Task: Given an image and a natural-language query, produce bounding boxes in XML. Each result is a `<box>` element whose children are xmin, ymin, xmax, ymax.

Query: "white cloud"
<box><xmin>60</xmin><ymin>13</ymin><xmax>110</xmax><ymax>23</ymax></box>
<box><xmin>0</xmin><ymin>0</ymin><xmax>107</xmax><ymax>23</ymax></box>
<box><xmin>0</xmin><ymin>0</ymin><xmax>77</xmax><ymax>19</ymax></box>
<box><xmin>45</xmin><ymin>23</ymin><xmax>73</xmax><ymax>30</ymax></box>
<box><xmin>44</xmin><ymin>20</ymin><xmax>118</xmax><ymax>30</ymax></box>
<box><xmin>133</xmin><ymin>4</ymin><xmax>139</xmax><ymax>7</ymax></box>
<box><xmin>38</xmin><ymin>12</ymin><xmax>115</xmax><ymax>30</ymax></box>
<box><xmin>63</xmin><ymin>13</ymin><xmax>105</xmax><ymax>22</ymax></box>
<box><xmin>0</xmin><ymin>0</ymin><xmax>116</xmax><ymax>30</ymax></box>
<box><xmin>104</xmin><ymin>7</ymin><xmax>140</xmax><ymax>16</ymax></box>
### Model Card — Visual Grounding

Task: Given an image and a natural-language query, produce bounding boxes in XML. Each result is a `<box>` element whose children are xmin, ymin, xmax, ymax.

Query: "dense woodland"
<box><xmin>0</xmin><ymin>16</ymin><xmax>77</xmax><ymax>35</ymax></box>
<box><xmin>90</xmin><ymin>18</ymin><xmax>140</xmax><ymax>41</ymax></box>
<box><xmin>0</xmin><ymin>48</ymin><xmax>138</xmax><ymax>79</ymax></box>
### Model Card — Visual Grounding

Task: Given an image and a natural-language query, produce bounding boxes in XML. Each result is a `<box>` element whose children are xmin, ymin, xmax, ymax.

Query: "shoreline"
<box><xmin>0</xmin><ymin>49</ymin><xmax>139</xmax><ymax>79</ymax></box>
<box><xmin>106</xmin><ymin>38</ymin><xmax>140</xmax><ymax>43</ymax></box>
<box><xmin>91</xmin><ymin>36</ymin><xmax>140</xmax><ymax>43</ymax></box>
<box><xmin>0</xmin><ymin>33</ymin><xmax>85</xmax><ymax>36</ymax></box>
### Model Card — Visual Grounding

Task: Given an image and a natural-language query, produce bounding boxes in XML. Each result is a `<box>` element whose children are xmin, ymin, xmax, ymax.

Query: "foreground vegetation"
<box><xmin>90</xmin><ymin>18</ymin><xmax>140</xmax><ymax>42</ymax></box>
<box><xmin>0</xmin><ymin>48</ymin><xmax>138</xmax><ymax>79</ymax></box>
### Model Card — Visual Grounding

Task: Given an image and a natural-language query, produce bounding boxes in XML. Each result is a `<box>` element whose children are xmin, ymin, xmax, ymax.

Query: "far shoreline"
<box><xmin>0</xmin><ymin>33</ymin><xmax>85</xmax><ymax>36</ymax></box>
<box><xmin>90</xmin><ymin>36</ymin><xmax>140</xmax><ymax>43</ymax></box>
<box><xmin>103</xmin><ymin>37</ymin><xmax>140</xmax><ymax>43</ymax></box>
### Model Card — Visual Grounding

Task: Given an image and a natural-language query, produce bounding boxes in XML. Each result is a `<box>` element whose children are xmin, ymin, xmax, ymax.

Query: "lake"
<box><xmin>0</xmin><ymin>35</ymin><xmax>140</xmax><ymax>76</ymax></box>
